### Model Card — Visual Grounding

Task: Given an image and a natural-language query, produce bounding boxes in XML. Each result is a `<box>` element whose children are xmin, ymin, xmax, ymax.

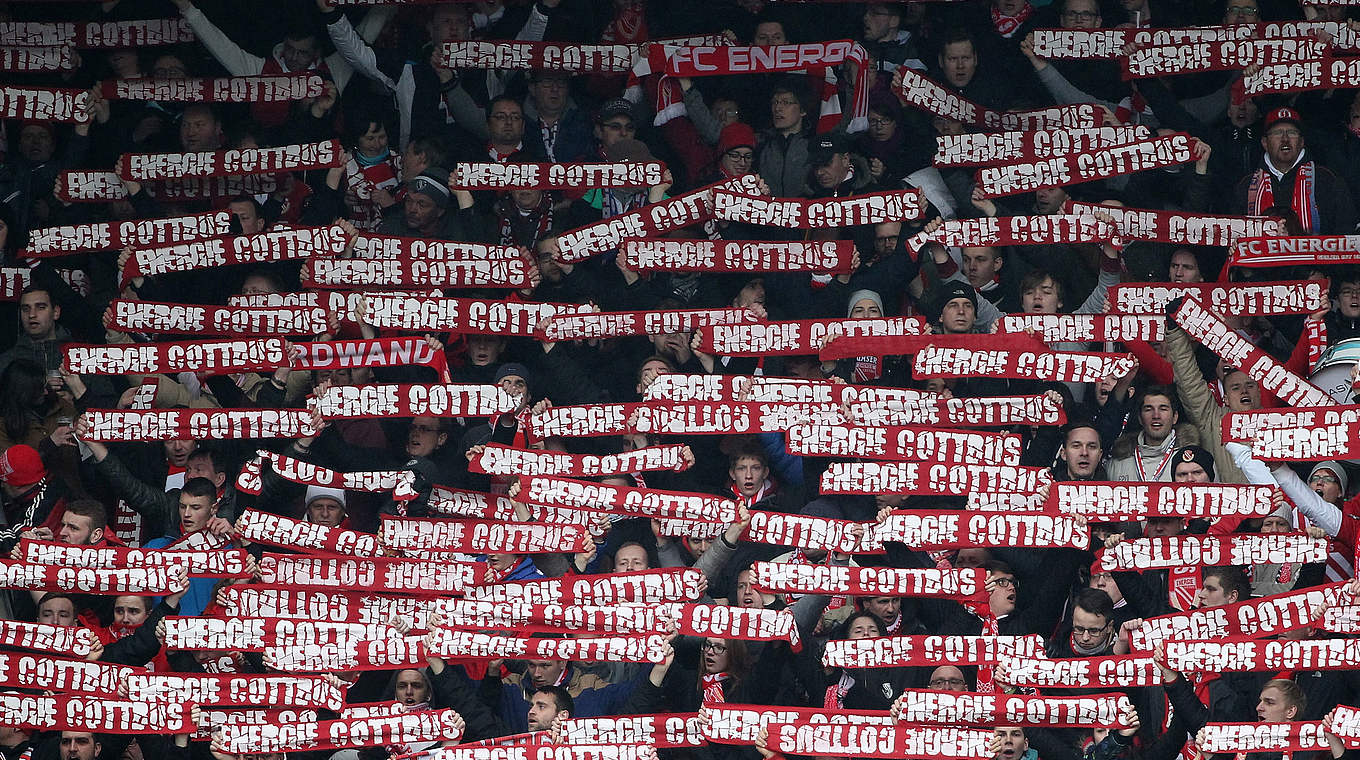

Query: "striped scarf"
<box><xmin>1247</xmin><ymin>159</ymin><xmax>1319</xmax><ymax>232</ymax></box>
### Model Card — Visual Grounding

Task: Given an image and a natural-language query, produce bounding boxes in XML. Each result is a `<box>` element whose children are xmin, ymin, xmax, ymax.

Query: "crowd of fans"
<box><xmin>4</xmin><ymin>0</ymin><xmax>1360</xmax><ymax>759</ymax></box>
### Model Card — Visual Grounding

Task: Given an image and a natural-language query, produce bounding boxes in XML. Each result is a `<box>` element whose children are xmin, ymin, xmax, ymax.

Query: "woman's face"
<box><xmin>358</xmin><ymin>124</ymin><xmax>389</xmax><ymax>157</ymax></box>
<box><xmin>850</xmin><ymin>298</ymin><xmax>882</xmax><ymax>319</ymax></box>
<box><xmin>702</xmin><ymin>639</ymin><xmax>729</xmax><ymax>673</ymax></box>
<box><xmin>846</xmin><ymin>615</ymin><xmax>880</xmax><ymax>640</ymax></box>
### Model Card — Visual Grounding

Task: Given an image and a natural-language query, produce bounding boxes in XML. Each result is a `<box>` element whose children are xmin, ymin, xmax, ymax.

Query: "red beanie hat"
<box><xmin>0</xmin><ymin>445</ymin><xmax>45</xmax><ymax>488</ymax></box>
<box><xmin>717</xmin><ymin>122</ymin><xmax>757</xmax><ymax>155</ymax></box>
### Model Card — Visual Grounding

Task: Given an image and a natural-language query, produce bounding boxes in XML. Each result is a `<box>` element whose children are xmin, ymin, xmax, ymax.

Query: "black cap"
<box><xmin>809</xmin><ymin>133</ymin><xmax>850</xmax><ymax>166</ymax></box>
<box><xmin>1171</xmin><ymin>445</ymin><xmax>1215</xmax><ymax>481</ymax></box>
<box><xmin>931</xmin><ymin>281</ymin><xmax>977</xmax><ymax>320</ymax></box>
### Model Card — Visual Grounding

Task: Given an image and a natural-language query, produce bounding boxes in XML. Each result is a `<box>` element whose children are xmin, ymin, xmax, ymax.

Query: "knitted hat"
<box><xmin>408</xmin><ymin>167</ymin><xmax>452</xmax><ymax>208</ymax></box>
<box><xmin>494</xmin><ymin>362</ymin><xmax>532</xmax><ymax>392</ymax></box>
<box><xmin>1310</xmin><ymin>462</ymin><xmax>1349</xmax><ymax>495</ymax></box>
<box><xmin>305</xmin><ymin>485</ymin><xmax>347</xmax><ymax>509</ymax></box>
<box><xmin>847</xmin><ymin>289</ymin><xmax>884</xmax><ymax>318</ymax></box>
<box><xmin>931</xmin><ymin>281</ymin><xmax>977</xmax><ymax>320</ymax></box>
<box><xmin>1170</xmin><ymin>445</ymin><xmax>1215</xmax><ymax>481</ymax></box>
<box><xmin>717</xmin><ymin>122</ymin><xmax>757</xmax><ymax>154</ymax></box>
<box><xmin>0</xmin><ymin>445</ymin><xmax>45</xmax><ymax>487</ymax></box>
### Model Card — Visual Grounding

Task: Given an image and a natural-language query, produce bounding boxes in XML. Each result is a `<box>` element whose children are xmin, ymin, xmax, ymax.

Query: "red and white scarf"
<box><xmin>702</xmin><ymin>672</ymin><xmax>730</xmax><ymax>704</ymax></box>
<box><xmin>991</xmin><ymin>2</ymin><xmax>1033</xmax><ymax>38</ymax></box>
<box><xmin>1247</xmin><ymin>158</ymin><xmax>1320</xmax><ymax>232</ymax></box>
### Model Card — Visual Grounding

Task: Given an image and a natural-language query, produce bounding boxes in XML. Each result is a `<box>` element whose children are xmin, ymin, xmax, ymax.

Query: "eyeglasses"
<box><xmin>875</xmin><ymin>234</ymin><xmax>899</xmax><ymax>245</ymax></box>
<box><xmin>702</xmin><ymin>642</ymin><xmax>728</xmax><ymax>653</ymax></box>
<box><xmin>1071</xmin><ymin>622</ymin><xmax>1110</xmax><ymax>637</ymax></box>
<box><xmin>1061</xmin><ymin>10</ymin><xmax>1100</xmax><ymax>20</ymax></box>
<box><xmin>723</xmin><ymin>150</ymin><xmax>755</xmax><ymax>163</ymax></box>
<box><xmin>991</xmin><ymin>577</ymin><xmax>1017</xmax><ymax>588</ymax></box>
<box><xmin>1311</xmin><ymin>473</ymin><xmax>1340</xmax><ymax>485</ymax></box>
<box><xmin>868</xmin><ymin>117</ymin><xmax>895</xmax><ymax>127</ymax></box>
<box><xmin>929</xmin><ymin>677</ymin><xmax>967</xmax><ymax>688</ymax></box>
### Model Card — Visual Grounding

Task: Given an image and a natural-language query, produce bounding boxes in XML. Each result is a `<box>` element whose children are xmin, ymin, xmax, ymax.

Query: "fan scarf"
<box><xmin>1247</xmin><ymin>160</ymin><xmax>1319</xmax><ymax>233</ymax></box>
<box><xmin>992</xmin><ymin>2</ymin><xmax>1033</xmax><ymax>37</ymax></box>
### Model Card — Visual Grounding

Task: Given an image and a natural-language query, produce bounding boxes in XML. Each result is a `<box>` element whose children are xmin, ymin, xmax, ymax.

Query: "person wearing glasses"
<box><xmin>756</xmin><ymin>84</ymin><xmax>815</xmax><ymax>197</ymax></box>
<box><xmin>1048</xmin><ymin>588</ymin><xmax>1117</xmax><ymax>658</ymax></box>
<box><xmin>1233</xmin><ymin>107</ymin><xmax>1356</xmax><ymax>234</ymax></box>
<box><xmin>1020</xmin><ymin>0</ymin><xmax>1138</xmax><ymax>122</ymax></box>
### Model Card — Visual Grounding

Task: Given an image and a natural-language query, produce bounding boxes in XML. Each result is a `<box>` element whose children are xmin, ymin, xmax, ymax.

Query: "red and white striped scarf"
<box><xmin>701</xmin><ymin>672</ymin><xmax>730</xmax><ymax>704</ymax></box>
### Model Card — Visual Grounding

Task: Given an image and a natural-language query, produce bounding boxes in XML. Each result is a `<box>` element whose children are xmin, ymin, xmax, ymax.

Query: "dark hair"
<box><xmin>488</xmin><ymin>95</ymin><xmax>523</xmax><ymax>118</ymax></box>
<box><xmin>407</xmin><ymin>135</ymin><xmax>450</xmax><ymax>167</ymax></box>
<box><xmin>36</xmin><ymin>592</ymin><xmax>77</xmax><ymax>612</ymax></box>
<box><xmin>0</xmin><ymin>359</ymin><xmax>48</xmax><ymax>443</ymax></box>
<box><xmin>227</xmin><ymin>195</ymin><xmax>265</xmax><ymax>217</ymax></box>
<box><xmin>939</xmin><ymin>27</ymin><xmax>978</xmax><ymax>53</ymax></box>
<box><xmin>1135</xmin><ymin>385</ymin><xmax>1181</xmax><ymax>418</ymax></box>
<box><xmin>181</xmin><ymin>477</ymin><xmax>218</xmax><ymax>502</ymax></box>
<box><xmin>64</xmin><ymin>499</ymin><xmax>108</xmax><ymax>534</ymax></box>
<box><xmin>18</xmin><ymin>284</ymin><xmax>55</xmax><ymax>305</ymax></box>
<box><xmin>696</xmin><ymin>638</ymin><xmax>752</xmax><ymax>695</ymax></box>
<box><xmin>187</xmin><ymin>447</ymin><xmax>231</xmax><ymax>477</ymax></box>
<box><xmin>836</xmin><ymin>611</ymin><xmax>888</xmax><ymax>640</ymax></box>
<box><xmin>1202</xmin><ymin>565</ymin><xmax>1250</xmax><ymax>602</ymax></box>
<box><xmin>728</xmin><ymin>440</ymin><xmax>770</xmax><ymax>470</ymax></box>
<box><xmin>532</xmin><ymin>685</ymin><xmax>575</xmax><ymax>716</ymax></box>
<box><xmin>1019</xmin><ymin>269</ymin><xmax>1064</xmax><ymax>303</ymax></box>
<box><xmin>1062</xmin><ymin>422</ymin><xmax>1101</xmax><ymax>444</ymax></box>
<box><xmin>1073</xmin><ymin>587</ymin><xmax>1114</xmax><ymax>621</ymax></box>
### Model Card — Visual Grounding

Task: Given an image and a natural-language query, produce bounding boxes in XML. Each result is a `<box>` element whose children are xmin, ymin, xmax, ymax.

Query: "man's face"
<box><xmin>814</xmin><ymin>153</ymin><xmax>851</xmax><ymax>189</ymax></box>
<box><xmin>401</xmin><ymin>147</ymin><xmax>430</xmax><ymax>182</ymax></box>
<box><xmin>1338</xmin><ymin>281</ymin><xmax>1360</xmax><ymax>318</ymax></box>
<box><xmin>180</xmin><ymin>107</ymin><xmax>221</xmax><ymax>151</ymax></box>
<box><xmin>752</xmin><ymin>21</ymin><xmax>787</xmax><ymax>46</ymax></box>
<box><xmin>466</xmin><ymin>335</ymin><xmax>505</xmax><ymax>366</ymax></box>
<box><xmin>873</xmin><ymin>222</ymin><xmax>901</xmax><ymax>259</ymax></box>
<box><xmin>734</xmin><ymin>280</ymin><xmax>766</xmax><ymax>308</ymax></box>
<box><xmin>1228</xmin><ymin>97</ymin><xmax>1259</xmax><ymax>128</ymax></box>
<box><xmin>18</xmin><ymin>126</ymin><xmax>55</xmax><ymax>163</ymax></box>
<box><xmin>1196</xmin><ymin>575</ymin><xmax>1236</xmax><ymax>608</ymax></box>
<box><xmin>636</xmin><ymin>359</ymin><xmax>669</xmax><ymax>394</ymax></box>
<box><xmin>179</xmin><ymin>494</ymin><xmax>215</xmax><ymax>534</ymax></box>
<box><xmin>1223</xmin><ymin>0</ymin><xmax>1260</xmax><ymax>24</ymax></box>
<box><xmin>929</xmin><ymin>666</ymin><xmax>968</xmax><ymax>690</ymax></box>
<box><xmin>526</xmin><ymin>659</ymin><xmax>566</xmax><ymax>689</ymax></box>
<box><xmin>988</xmin><ymin>572</ymin><xmax>1017</xmax><ymax>617</ymax></box>
<box><xmin>1223</xmin><ymin>371</ymin><xmax>1262</xmax><ymax>412</ymax></box>
<box><xmin>530</xmin><ymin>76</ymin><xmax>570</xmax><ymax>115</ymax></box>
<box><xmin>60</xmin><ymin>733</ymin><xmax>99</xmax><ymax>760</ymax></box>
<box><xmin>165</xmin><ymin>439</ymin><xmax>196</xmax><ymax>468</ymax></box>
<box><xmin>995</xmin><ymin>727</ymin><xmax>1027</xmax><ymax>760</ymax></box>
<box><xmin>863</xmin><ymin>5</ymin><xmax>898</xmax><ymax>42</ymax></box>
<box><xmin>729</xmin><ymin>456</ymin><xmax>769</xmax><ymax>497</ymax></box>
<box><xmin>615</xmin><ymin>544</ymin><xmax>649</xmax><ymax>572</ymax></box>
<box><xmin>994</xmin><ymin>0</ymin><xmax>1027</xmax><ymax>14</ymax></box>
<box><xmin>1168</xmin><ymin>250</ymin><xmax>1202</xmax><ymax>283</ymax></box>
<box><xmin>59</xmin><ymin>513</ymin><xmax>98</xmax><ymax>545</ymax></box>
<box><xmin>499</xmin><ymin>374</ymin><xmax>528</xmax><ymax>407</ymax></box>
<box><xmin>185</xmin><ymin>454</ymin><xmax>222</xmax><ymax>487</ymax></box>
<box><xmin>868</xmin><ymin>110</ymin><xmax>896</xmax><ymax>142</ymax></box>
<box><xmin>428</xmin><ymin>6</ymin><xmax>470</xmax><ymax>44</ymax></box>
<box><xmin>1261</xmin><ymin>515</ymin><xmax>1291</xmax><ymax>533</ymax></box>
<box><xmin>113</xmin><ymin>596</ymin><xmax>149</xmax><ymax>628</ymax></box>
<box><xmin>281</xmin><ymin>34</ymin><xmax>320</xmax><ymax>71</ymax></box>
<box><xmin>1311</xmin><ymin>468</ymin><xmax>1344</xmax><ymax>504</ymax></box>
<box><xmin>225</xmin><ymin>199</ymin><xmax>262</xmax><ymax>232</ymax></box>
<box><xmin>770</xmin><ymin>92</ymin><xmax>804</xmax><ymax>131</ymax></box>
<box><xmin>720</xmin><ymin>145</ymin><xmax>755</xmax><ymax>176</ymax></box>
<box><xmin>962</xmin><ymin>248</ymin><xmax>1001</xmax><ymax>290</ymax></box>
<box><xmin>1061</xmin><ymin>0</ymin><xmax>1101</xmax><ymax>28</ymax></box>
<box><xmin>595</xmin><ymin>114</ymin><xmax>636</xmax><ymax>148</ymax></box>
<box><xmin>1060</xmin><ymin>427</ymin><xmax>1102</xmax><ymax>478</ymax></box>
<box><xmin>1034</xmin><ymin>186</ymin><xmax>1068</xmax><ymax>214</ymax></box>
<box><xmin>307</xmin><ymin>497</ymin><xmax>345</xmax><ymax>527</ymax></box>
<box><xmin>940</xmin><ymin>298</ymin><xmax>976</xmax><ymax>333</ymax></box>
<box><xmin>19</xmin><ymin>291</ymin><xmax>59</xmax><ymax>340</ymax></box>
<box><xmin>955</xmin><ymin>548</ymin><xmax>990</xmax><ymax>568</ymax></box>
<box><xmin>1071</xmin><ymin>607</ymin><xmax>1111</xmax><ymax>650</ymax></box>
<box><xmin>1022</xmin><ymin>276</ymin><xmax>1061</xmax><ymax>313</ymax></box>
<box><xmin>1089</xmin><ymin>572</ymin><xmax>1124</xmax><ymax>605</ymax></box>
<box><xmin>1262</xmin><ymin>120</ymin><xmax>1303</xmax><ymax>167</ymax></box>
<box><xmin>1257</xmin><ymin>686</ymin><xmax>1297</xmax><ymax>722</ymax></box>
<box><xmin>240</xmin><ymin>274</ymin><xmax>278</xmax><ymax>296</ymax></box>
<box><xmin>939</xmin><ymin>41</ymin><xmax>977</xmax><ymax>88</ymax></box>
<box><xmin>1173</xmin><ymin>463</ymin><xmax>1211</xmax><ymax>483</ymax></box>
<box><xmin>862</xmin><ymin>596</ymin><xmax>900</xmax><ymax>622</ymax></box>
<box><xmin>1145</xmin><ymin>516</ymin><xmax>1184</xmax><ymax>538</ymax></box>
<box><xmin>527</xmin><ymin>693</ymin><xmax>566</xmax><ymax>731</ymax></box>
<box><xmin>39</xmin><ymin>597</ymin><xmax>77</xmax><ymax>627</ymax></box>
<box><xmin>1138</xmin><ymin>394</ymin><xmax>1177</xmax><ymax>442</ymax></box>
<box><xmin>395</xmin><ymin>669</ymin><xmax>430</xmax><ymax>705</ymax></box>
<box><xmin>403</xmin><ymin>192</ymin><xmax>444</xmax><ymax>231</ymax></box>
<box><xmin>488</xmin><ymin>101</ymin><xmax>526</xmax><ymax>145</ymax></box>
<box><xmin>735</xmin><ymin>569</ymin><xmax>768</xmax><ymax>609</ymax></box>
<box><xmin>406</xmin><ymin>417</ymin><xmax>447</xmax><ymax>458</ymax></box>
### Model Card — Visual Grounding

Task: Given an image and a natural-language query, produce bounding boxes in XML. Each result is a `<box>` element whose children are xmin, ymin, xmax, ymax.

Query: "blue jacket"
<box><xmin>144</xmin><ymin>535</ymin><xmax>216</xmax><ymax>616</ymax></box>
